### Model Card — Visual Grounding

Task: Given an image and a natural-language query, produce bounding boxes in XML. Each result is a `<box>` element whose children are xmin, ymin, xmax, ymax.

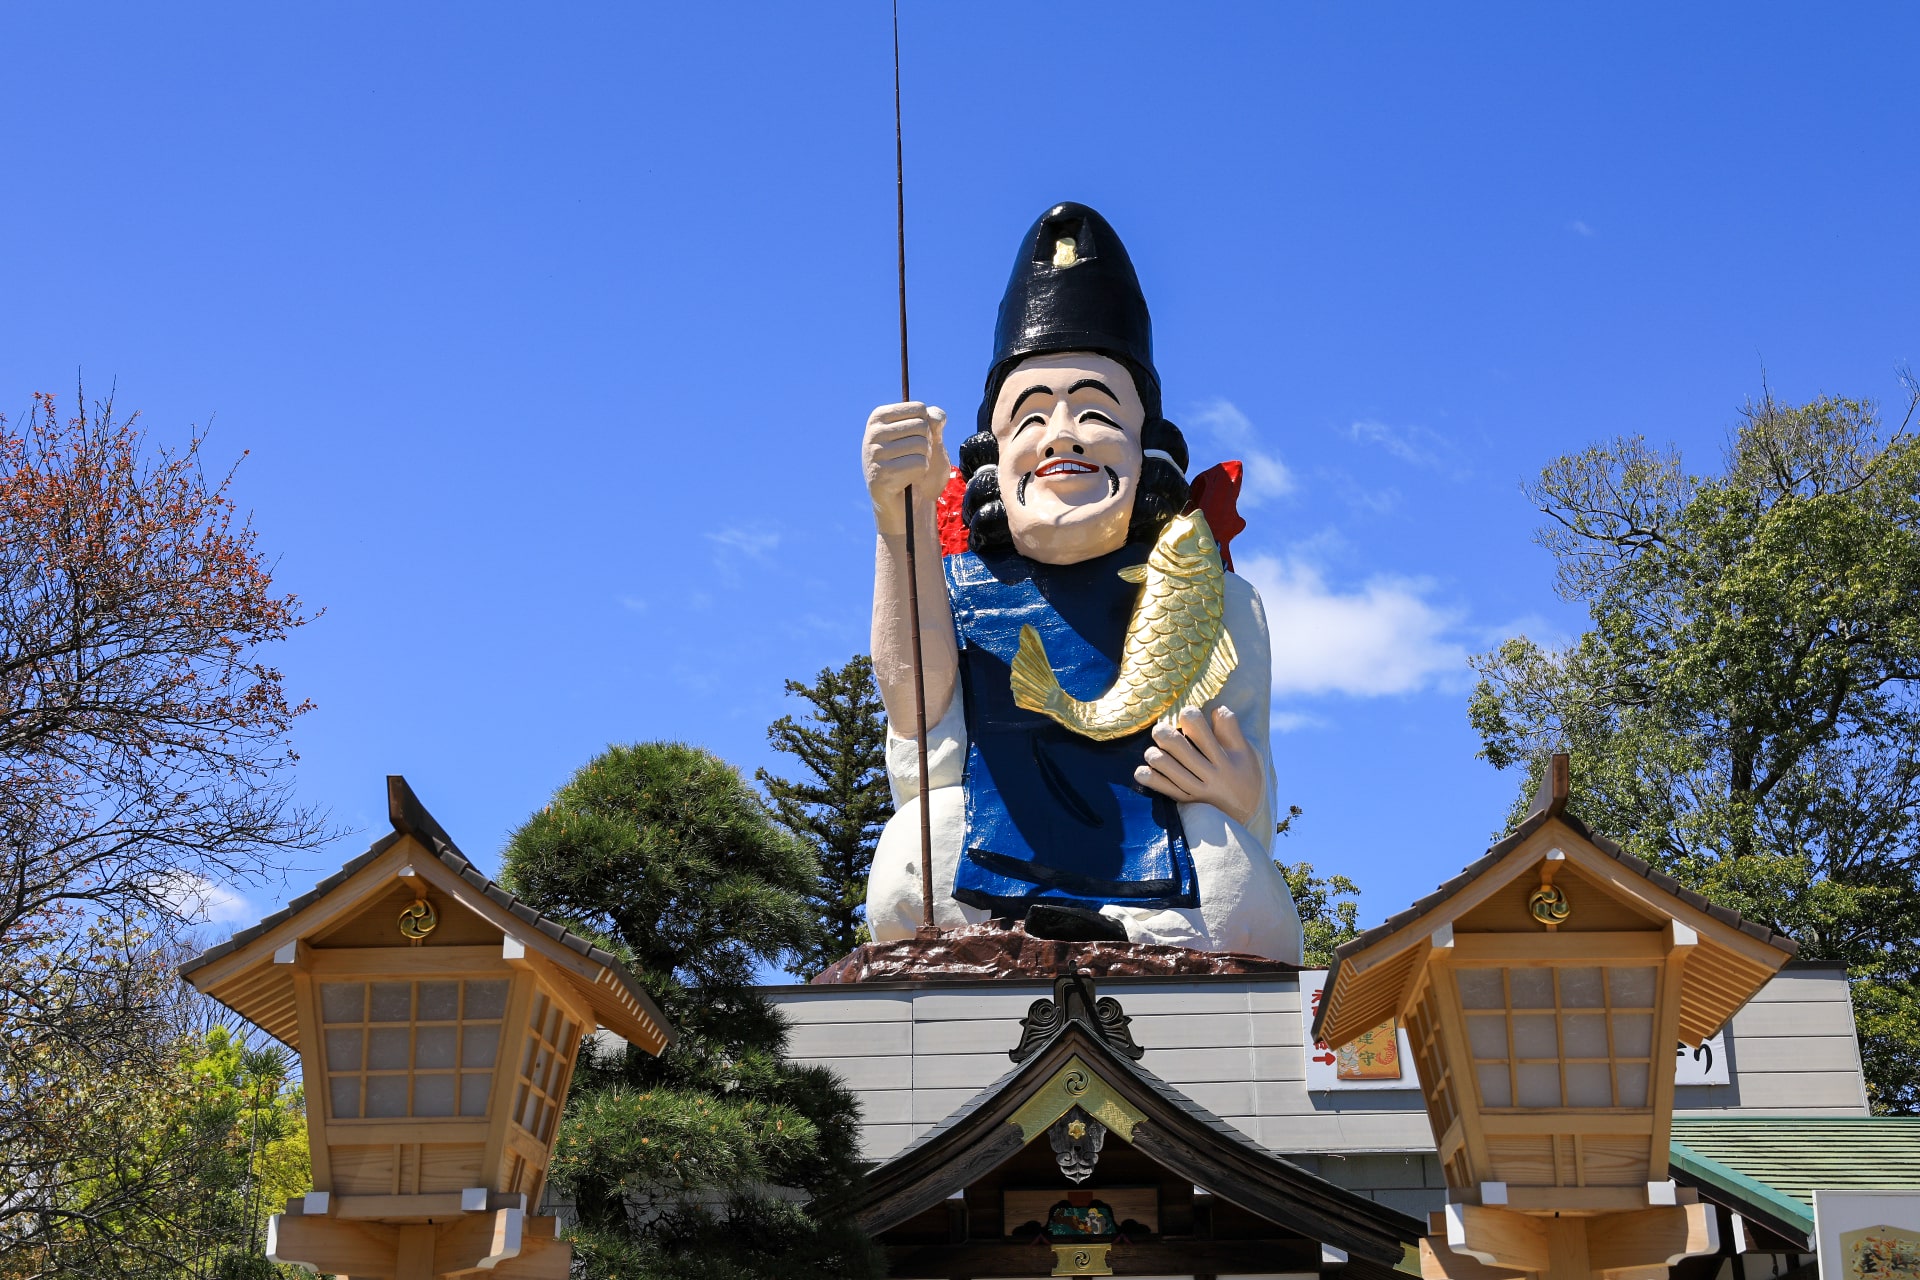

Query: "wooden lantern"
<box><xmin>180</xmin><ymin>777</ymin><xmax>673</xmax><ymax>1280</ymax></box>
<box><xmin>1313</xmin><ymin>756</ymin><xmax>1798</xmax><ymax>1280</ymax></box>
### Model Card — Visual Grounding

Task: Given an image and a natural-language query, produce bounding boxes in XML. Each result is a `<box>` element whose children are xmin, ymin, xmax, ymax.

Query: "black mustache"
<box><xmin>1017</xmin><ymin>466</ymin><xmax>1122</xmax><ymax>503</ymax></box>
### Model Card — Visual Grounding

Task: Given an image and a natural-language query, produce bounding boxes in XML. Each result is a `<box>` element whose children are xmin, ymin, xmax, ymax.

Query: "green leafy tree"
<box><xmin>1469</xmin><ymin>384</ymin><xmax>1920</xmax><ymax>1110</ymax></box>
<box><xmin>181</xmin><ymin>1026</ymin><xmax>311</xmax><ymax>1279</ymax></box>
<box><xmin>499</xmin><ymin>743</ymin><xmax>881</xmax><ymax>1280</ymax></box>
<box><xmin>0</xmin><ymin>921</ymin><xmax>308</xmax><ymax>1279</ymax></box>
<box><xmin>756</xmin><ymin>656</ymin><xmax>892</xmax><ymax>979</ymax></box>
<box><xmin>1273</xmin><ymin>809</ymin><xmax>1364</xmax><ymax>968</ymax></box>
<box><xmin>1281</xmin><ymin>862</ymin><xmax>1363</xmax><ymax>969</ymax></box>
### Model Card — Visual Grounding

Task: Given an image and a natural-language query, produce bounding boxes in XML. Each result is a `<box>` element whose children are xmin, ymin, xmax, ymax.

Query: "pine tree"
<box><xmin>499</xmin><ymin>742</ymin><xmax>881</xmax><ymax>1280</ymax></box>
<box><xmin>756</xmin><ymin>656</ymin><xmax>892</xmax><ymax>980</ymax></box>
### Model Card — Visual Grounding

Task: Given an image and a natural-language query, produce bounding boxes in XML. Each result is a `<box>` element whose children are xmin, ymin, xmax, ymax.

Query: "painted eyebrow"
<box><xmin>1008</xmin><ymin>385</ymin><xmax>1055</xmax><ymax>420</ymax></box>
<box><xmin>1067</xmin><ymin>378</ymin><xmax>1120</xmax><ymax>403</ymax></box>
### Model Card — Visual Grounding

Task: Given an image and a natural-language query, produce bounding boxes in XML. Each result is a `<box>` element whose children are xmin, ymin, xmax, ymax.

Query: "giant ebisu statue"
<box><xmin>860</xmin><ymin>202</ymin><xmax>1304</xmax><ymax>965</ymax></box>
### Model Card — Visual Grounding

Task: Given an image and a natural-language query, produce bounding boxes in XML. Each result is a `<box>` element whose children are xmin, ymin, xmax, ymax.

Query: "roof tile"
<box><xmin>1672</xmin><ymin>1117</ymin><xmax>1920</xmax><ymax>1227</ymax></box>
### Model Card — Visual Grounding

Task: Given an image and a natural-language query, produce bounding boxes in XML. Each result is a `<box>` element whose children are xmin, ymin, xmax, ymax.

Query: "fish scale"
<box><xmin>1007</xmin><ymin>510</ymin><xmax>1241</xmax><ymax>742</ymax></box>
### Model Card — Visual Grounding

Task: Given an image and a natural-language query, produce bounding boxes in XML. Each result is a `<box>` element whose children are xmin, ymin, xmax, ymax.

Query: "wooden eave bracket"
<box><xmin>268</xmin><ymin>1203</ymin><xmax>567</xmax><ymax>1278</ymax></box>
<box><xmin>1437</xmin><ymin>1202</ymin><xmax>1717</xmax><ymax>1277</ymax></box>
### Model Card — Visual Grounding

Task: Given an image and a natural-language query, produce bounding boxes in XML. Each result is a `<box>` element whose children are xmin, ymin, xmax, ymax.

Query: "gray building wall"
<box><xmin>763</xmin><ymin>961</ymin><xmax>1864</xmax><ymax>1216</ymax></box>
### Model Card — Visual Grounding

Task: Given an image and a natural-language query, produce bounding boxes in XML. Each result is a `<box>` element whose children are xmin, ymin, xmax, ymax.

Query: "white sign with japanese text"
<box><xmin>1674</xmin><ymin>1031</ymin><xmax>1730</xmax><ymax>1086</ymax></box>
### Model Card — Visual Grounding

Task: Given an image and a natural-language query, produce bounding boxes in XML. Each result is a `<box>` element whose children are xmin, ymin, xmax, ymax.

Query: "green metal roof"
<box><xmin>1671</xmin><ymin>1118</ymin><xmax>1920</xmax><ymax>1238</ymax></box>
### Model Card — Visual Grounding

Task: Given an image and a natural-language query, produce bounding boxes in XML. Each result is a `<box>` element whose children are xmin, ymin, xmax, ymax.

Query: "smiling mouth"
<box><xmin>1034</xmin><ymin>458</ymin><xmax>1100</xmax><ymax>478</ymax></box>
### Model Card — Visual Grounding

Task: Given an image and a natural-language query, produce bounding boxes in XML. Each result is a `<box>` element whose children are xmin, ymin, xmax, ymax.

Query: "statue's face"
<box><xmin>991</xmin><ymin>352</ymin><xmax>1145</xmax><ymax>565</ymax></box>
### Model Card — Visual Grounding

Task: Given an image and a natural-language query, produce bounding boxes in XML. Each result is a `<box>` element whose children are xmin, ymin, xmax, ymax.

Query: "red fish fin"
<box><xmin>1186</xmin><ymin>460</ymin><xmax>1247</xmax><ymax>571</ymax></box>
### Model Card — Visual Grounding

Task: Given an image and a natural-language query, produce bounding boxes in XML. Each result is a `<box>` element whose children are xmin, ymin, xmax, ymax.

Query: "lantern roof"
<box><xmin>1313</xmin><ymin>754</ymin><xmax>1798</xmax><ymax>1052</ymax></box>
<box><xmin>179</xmin><ymin>775</ymin><xmax>673</xmax><ymax>1054</ymax></box>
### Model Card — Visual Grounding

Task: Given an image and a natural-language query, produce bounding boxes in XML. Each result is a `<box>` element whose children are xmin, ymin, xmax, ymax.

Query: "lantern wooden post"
<box><xmin>181</xmin><ymin>777</ymin><xmax>674</xmax><ymax>1280</ymax></box>
<box><xmin>1314</xmin><ymin>756</ymin><xmax>1797</xmax><ymax>1280</ymax></box>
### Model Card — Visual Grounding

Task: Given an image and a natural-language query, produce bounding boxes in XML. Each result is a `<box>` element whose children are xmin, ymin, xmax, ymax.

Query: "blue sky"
<box><xmin>4</xmin><ymin>3</ymin><xmax>1916</xmax><ymax>941</ymax></box>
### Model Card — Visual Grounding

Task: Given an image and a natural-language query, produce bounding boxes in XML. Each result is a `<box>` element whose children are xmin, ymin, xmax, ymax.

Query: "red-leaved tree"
<box><xmin>0</xmin><ymin>388</ymin><xmax>325</xmax><ymax>1272</ymax></box>
<box><xmin>0</xmin><ymin>388</ymin><xmax>322</xmax><ymax>943</ymax></box>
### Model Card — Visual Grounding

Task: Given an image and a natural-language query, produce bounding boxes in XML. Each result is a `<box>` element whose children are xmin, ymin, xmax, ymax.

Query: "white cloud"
<box><xmin>706</xmin><ymin>526</ymin><xmax>781</xmax><ymax>558</ymax></box>
<box><xmin>1569</xmin><ymin>219</ymin><xmax>1595</xmax><ymax>236</ymax></box>
<box><xmin>159</xmin><ymin>872</ymin><xmax>255</xmax><ymax>925</ymax></box>
<box><xmin>619</xmin><ymin>595</ymin><xmax>647</xmax><ymax>614</ymax></box>
<box><xmin>1271</xmin><ymin>710</ymin><xmax>1326</xmax><ymax>733</ymax></box>
<box><xmin>1186</xmin><ymin>398</ymin><xmax>1296</xmax><ymax>505</ymax></box>
<box><xmin>1347</xmin><ymin>419</ymin><xmax>1465</xmax><ymax>477</ymax></box>
<box><xmin>1329</xmin><ymin>475</ymin><xmax>1401</xmax><ymax>516</ymax></box>
<box><xmin>1239</xmin><ymin>553</ymin><xmax>1469</xmax><ymax>697</ymax></box>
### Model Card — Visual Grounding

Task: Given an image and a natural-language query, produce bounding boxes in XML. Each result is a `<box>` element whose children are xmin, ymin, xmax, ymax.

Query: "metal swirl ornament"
<box><xmin>1529</xmin><ymin>883</ymin><xmax>1572</xmax><ymax>926</ymax></box>
<box><xmin>1062</xmin><ymin>1068</ymin><xmax>1089</xmax><ymax>1097</ymax></box>
<box><xmin>398</xmin><ymin>898</ymin><xmax>438</xmax><ymax>943</ymax></box>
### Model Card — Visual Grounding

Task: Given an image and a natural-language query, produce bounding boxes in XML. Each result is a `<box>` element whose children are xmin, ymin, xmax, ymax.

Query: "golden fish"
<box><xmin>1009</xmin><ymin>510</ymin><xmax>1238</xmax><ymax>741</ymax></box>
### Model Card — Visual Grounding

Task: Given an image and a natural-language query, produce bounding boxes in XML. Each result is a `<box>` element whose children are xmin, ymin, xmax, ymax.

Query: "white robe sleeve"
<box><xmin>869</xmin><ymin>696</ymin><xmax>987</xmax><ymax>940</ymax></box>
<box><xmin>884</xmin><ymin>694</ymin><xmax>968</xmax><ymax>807</ymax></box>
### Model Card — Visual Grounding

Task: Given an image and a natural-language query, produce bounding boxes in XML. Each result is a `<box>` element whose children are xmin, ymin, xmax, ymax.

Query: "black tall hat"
<box><xmin>981</xmin><ymin>202</ymin><xmax>1157</xmax><ymax>422</ymax></box>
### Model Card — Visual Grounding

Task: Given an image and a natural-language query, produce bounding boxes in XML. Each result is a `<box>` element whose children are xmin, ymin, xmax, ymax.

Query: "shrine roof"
<box><xmin>882</xmin><ymin>1013</ymin><xmax>1262</xmax><ymax>1171</ymax></box>
<box><xmin>847</xmin><ymin>976</ymin><xmax>1422</xmax><ymax>1263</ymax></box>
<box><xmin>1671</xmin><ymin>1117</ymin><xmax>1920</xmax><ymax>1241</ymax></box>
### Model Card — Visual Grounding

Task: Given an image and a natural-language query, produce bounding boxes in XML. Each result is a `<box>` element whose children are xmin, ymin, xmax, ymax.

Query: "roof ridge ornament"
<box><xmin>1010</xmin><ymin>973</ymin><xmax>1146</xmax><ymax>1063</ymax></box>
<box><xmin>1526</xmin><ymin>751</ymin><xmax>1572</xmax><ymax>820</ymax></box>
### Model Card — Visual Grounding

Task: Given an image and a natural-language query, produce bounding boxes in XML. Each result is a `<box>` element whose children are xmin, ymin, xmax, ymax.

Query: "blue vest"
<box><xmin>944</xmin><ymin>546</ymin><xmax>1197</xmax><ymax>917</ymax></box>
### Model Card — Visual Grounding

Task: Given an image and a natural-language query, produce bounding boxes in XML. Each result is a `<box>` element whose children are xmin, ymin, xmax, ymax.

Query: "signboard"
<box><xmin>1675</xmin><ymin>1031</ymin><xmax>1730</xmax><ymax>1086</ymax></box>
<box><xmin>1815</xmin><ymin>1191</ymin><xmax>1920</xmax><ymax>1280</ymax></box>
<box><xmin>1300</xmin><ymin>969</ymin><xmax>1419</xmax><ymax>1092</ymax></box>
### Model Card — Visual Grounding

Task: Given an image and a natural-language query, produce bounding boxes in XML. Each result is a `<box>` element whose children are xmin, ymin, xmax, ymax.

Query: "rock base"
<box><xmin>810</xmin><ymin>920</ymin><xmax>1298</xmax><ymax>984</ymax></box>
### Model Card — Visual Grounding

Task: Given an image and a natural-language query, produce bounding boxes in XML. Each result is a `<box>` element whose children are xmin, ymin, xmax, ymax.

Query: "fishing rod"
<box><xmin>892</xmin><ymin>0</ymin><xmax>936</xmax><ymax>931</ymax></box>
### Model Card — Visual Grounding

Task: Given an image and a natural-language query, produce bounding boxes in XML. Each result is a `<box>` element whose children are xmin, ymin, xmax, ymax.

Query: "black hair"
<box><xmin>960</xmin><ymin>353</ymin><xmax>1189</xmax><ymax>556</ymax></box>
